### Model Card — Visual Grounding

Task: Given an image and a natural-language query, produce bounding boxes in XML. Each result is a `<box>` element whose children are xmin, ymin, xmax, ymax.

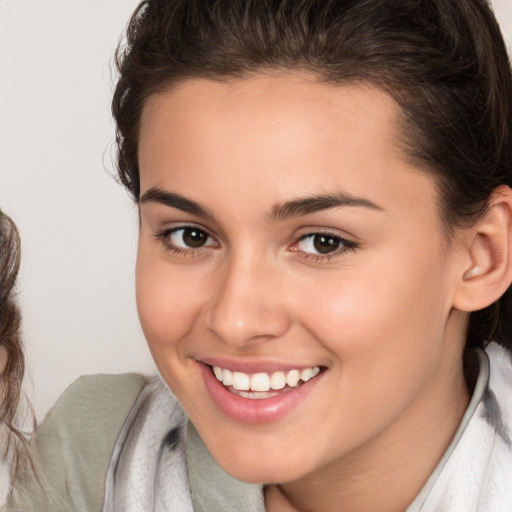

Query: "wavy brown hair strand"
<box><xmin>0</xmin><ymin>211</ymin><xmax>25</xmax><ymax>465</ymax></box>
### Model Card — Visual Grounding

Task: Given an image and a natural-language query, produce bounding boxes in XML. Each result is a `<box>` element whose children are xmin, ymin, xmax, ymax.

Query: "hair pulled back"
<box><xmin>113</xmin><ymin>0</ymin><xmax>512</xmax><ymax>352</ymax></box>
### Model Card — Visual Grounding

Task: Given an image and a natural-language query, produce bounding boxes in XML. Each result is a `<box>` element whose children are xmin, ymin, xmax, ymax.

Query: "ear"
<box><xmin>453</xmin><ymin>186</ymin><xmax>512</xmax><ymax>312</ymax></box>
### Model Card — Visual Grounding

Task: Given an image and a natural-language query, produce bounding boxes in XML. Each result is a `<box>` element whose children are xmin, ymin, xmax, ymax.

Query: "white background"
<box><xmin>0</xmin><ymin>0</ymin><xmax>154</xmax><ymax>420</ymax></box>
<box><xmin>1</xmin><ymin>0</ymin><xmax>511</xmax><ymax>420</ymax></box>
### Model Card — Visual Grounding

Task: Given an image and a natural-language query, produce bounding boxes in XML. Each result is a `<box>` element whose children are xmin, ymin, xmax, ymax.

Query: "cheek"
<box><xmin>135</xmin><ymin>251</ymin><xmax>204</xmax><ymax>357</ymax></box>
<box><xmin>296</xmin><ymin>243</ymin><xmax>452</xmax><ymax>384</ymax></box>
<box><xmin>135</xmin><ymin>252</ymin><xmax>215</xmax><ymax>408</ymax></box>
<box><xmin>284</xmin><ymin>256</ymin><xmax>451</xmax><ymax>455</ymax></box>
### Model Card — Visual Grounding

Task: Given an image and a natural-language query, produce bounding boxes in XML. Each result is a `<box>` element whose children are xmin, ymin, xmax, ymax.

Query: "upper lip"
<box><xmin>198</xmin><ymin>358</ymin><xmax>323</xmax><ymax>374</ymax></box>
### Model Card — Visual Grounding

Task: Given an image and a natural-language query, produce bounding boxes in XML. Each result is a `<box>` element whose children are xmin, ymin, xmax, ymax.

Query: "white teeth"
<box><xmin>270</xmin><ymin>371</ymin><xmax>286</xmax><ymax>390</ymax></box>
<box><xmin>251</xmin><ymin>373</ymin><xmax>270</xmax><ymax>392</ymax></box>
<box><xmin>286</xmin><ymin>369</ymin><xmax>301</xmax><ymax>387</ymax></box>
<box><xmin>299</xmin><ymin>367</ymin><xmax>319</xmax><ymax>382</ymax></box>
<box><xmin>213</xmin><ymin>366</ymin><xmax>223</xmax><ymax>381</ymax></box>
<box><xmin>232</xmin><ymin>371</ymin><xmax>250</xmax><ymax>391</ymax></box>
<box><xmin>300</xmin><ymin>367</ymin><xmax>314</xmax><ymax>382</ymax></box>
<box><xmin>223</xmin><ymin>369</ymin><xmax>233</xmax><ymax>386</ymax></box>
<box><xmin>213</xmin><ymin>365</ymin><xmax>321</xmax><ymax>392</ymax></box>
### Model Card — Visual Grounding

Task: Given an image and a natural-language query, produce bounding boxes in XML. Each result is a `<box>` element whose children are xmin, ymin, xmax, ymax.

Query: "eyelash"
<box><xmin>292</xmin><ymin>232</ymin><xmax>358</xmax><ymax>262</ymax></box>
<box><xmin>154</xmin><ymin>226</ymin><xmax>358</xmax><ymax>262</ymax></box>
<box><xmin>154</xmin><ymin>225</ymin><xmax>217</xmax><ymax>258</ymax></box>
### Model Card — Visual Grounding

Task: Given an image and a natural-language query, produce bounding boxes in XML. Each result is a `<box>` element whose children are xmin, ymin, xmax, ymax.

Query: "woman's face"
<box><xmin>136</xmin><ymin>75</ymin><xmax>469</xmax><ymax>484</ymax></box>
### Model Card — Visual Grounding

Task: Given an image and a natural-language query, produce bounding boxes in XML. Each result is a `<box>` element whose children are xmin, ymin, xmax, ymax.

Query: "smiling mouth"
<box><xmin>210</xmin><ymin>365</ymin><xmax>323</xmax><ymax>400</ymax></box>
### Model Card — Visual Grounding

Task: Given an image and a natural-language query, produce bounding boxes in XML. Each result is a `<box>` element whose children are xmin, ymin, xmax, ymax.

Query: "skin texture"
<box><xmin>136</xmin><ymin>75</ymin><xmax>474</xmax><ymax>512</ymax></box>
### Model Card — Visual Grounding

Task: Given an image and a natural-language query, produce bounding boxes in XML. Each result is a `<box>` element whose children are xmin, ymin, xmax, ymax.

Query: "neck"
<box><xmin>265</xmin><ymin>361</ymin><xmax>470</xmax><ymax>512</ymax></box>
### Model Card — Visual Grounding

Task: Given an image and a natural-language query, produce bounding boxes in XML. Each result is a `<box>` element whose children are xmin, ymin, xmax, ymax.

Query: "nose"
<box><xmin>203</xmin><ymin>255</ymin><xmax>291</xmax><ymax>347</ymax></box>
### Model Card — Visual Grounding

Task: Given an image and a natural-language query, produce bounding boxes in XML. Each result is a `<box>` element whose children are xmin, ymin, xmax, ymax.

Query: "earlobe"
<box><xmin>454</xmin><ymin>186</ymin><xmax>512</xmax><ymax>312</ymax></box>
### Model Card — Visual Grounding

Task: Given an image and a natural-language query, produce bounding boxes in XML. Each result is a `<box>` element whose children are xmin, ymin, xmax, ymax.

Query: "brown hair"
<box><xmin>0</xmin><ymin>210</ymin><xmax>25</xmax><ymax>469</ymax></box>
<box><xmin>112</xmin><ymin>0</ymin><xmax>512</xmax><ymax>352</ymax></box>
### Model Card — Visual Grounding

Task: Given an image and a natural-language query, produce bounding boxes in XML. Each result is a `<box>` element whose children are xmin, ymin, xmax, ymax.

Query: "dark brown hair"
<box><xmin>0</xmin><ymin>210</ymin><xmax>25</xmax><ymax>469</ymax></box>
<box><xmin>112</xmin><ymin>0</ymin><xmax>512</xmax><ymax>352</ymax></box>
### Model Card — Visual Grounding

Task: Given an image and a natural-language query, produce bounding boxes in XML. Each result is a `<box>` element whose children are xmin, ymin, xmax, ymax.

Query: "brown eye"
<box><xmin>313</xmin><ymin>234</ymin><xmax>341</xmax><ymax>254</ymax></box>
<box><xmin>297</xmin><ymin>233</ymin><xmax>342</xmax><ymax>254</ymax></box>
<box><xmin>181</xmin><ymin>227</ymin><xmax>208</xmax><ymax>248</ymax></box>
<box><xmin>165</xmin><ymin>227</ymin><xmax>214</xmax><ymax>250</ymax></box>
<box><xmin>294</xmin><ymin>232</ymin><xmax>357</xmax><ymax>259</ymax></box>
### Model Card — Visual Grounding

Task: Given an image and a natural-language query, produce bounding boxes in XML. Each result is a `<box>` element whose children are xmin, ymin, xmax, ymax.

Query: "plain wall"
<box><xmin>1</xmin><ymin>0</ymin><xmax>511</xmax><ymax>421</ymax></box>
<box><xmin>0</xmin><ymin>0</ymin><xmax>155</xmax><ymax>420</ymax></box>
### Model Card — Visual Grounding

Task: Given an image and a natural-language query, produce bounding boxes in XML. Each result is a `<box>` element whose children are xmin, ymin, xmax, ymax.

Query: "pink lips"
<box><xmin>198</xmin><ymin>362</ymin><xmax>322</xmax><ymax>424</ymax></box>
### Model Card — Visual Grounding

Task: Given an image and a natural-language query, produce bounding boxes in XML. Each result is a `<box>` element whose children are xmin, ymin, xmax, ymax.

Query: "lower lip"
<box><xmin>198</xmin><ymin>363</ymin><xmax>322</xmax><ymax>424</ymax></box>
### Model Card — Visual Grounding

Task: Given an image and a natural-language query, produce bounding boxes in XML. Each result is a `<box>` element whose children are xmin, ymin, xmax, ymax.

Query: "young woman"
<box><xmin>10</xmin><ymin>0</ymin><xmax>512</xmax><ymax>511</ymax></box>
<box><xmin>0</xmin><ymin>210</ymin><xmax>25</xmax><ymax>506</ymax></box>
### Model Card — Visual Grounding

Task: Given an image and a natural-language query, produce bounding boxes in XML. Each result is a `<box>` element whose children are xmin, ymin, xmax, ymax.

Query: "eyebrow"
<box><xmin>139</xmin><ymin>187</ymin><xmax>214</xmax><ymax>218</ymax></box>
<box><xmin>268</xmin><ymin>193</ymin><xmax>384</xmax><ymax>221</ymax></box>
<box><xmin>139</xmin><ymin>187</ymin><xmax>383</xmax><ymax>221</ymax></box>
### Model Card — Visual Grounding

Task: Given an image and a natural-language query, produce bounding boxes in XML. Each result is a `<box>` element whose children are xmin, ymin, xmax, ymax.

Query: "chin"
<box><xmin>211</xmin><ymin>446</ymin><xmax>309</xmax><ymax>485</ymax></box>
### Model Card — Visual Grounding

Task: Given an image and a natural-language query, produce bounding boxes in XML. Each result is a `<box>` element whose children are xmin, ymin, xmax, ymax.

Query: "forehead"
<box><xmin>139</xmin><ymin>74</ymin><xmax>402</xmax><ymax>159</ymax></box>
<box><xmin>138</xmin><ymin>74</ymin><xmax>437</xmax><ymax>219</ymax></box>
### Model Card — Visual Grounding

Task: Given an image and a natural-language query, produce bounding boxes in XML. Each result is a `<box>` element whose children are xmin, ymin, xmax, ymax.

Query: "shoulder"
<box><xmin>10</xmin><ymin>373</ymin><xmax>148</xmax><ymax>512</ymax></box>
<box><xmin>35</xmin><ymin>373</ymin><xmax>148</xmax><ymax>471</ymax></box>
<box><xmin>39</xmin><ymin>373</ymin><xmax>147</xmax><ymax>436</ymax></box>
